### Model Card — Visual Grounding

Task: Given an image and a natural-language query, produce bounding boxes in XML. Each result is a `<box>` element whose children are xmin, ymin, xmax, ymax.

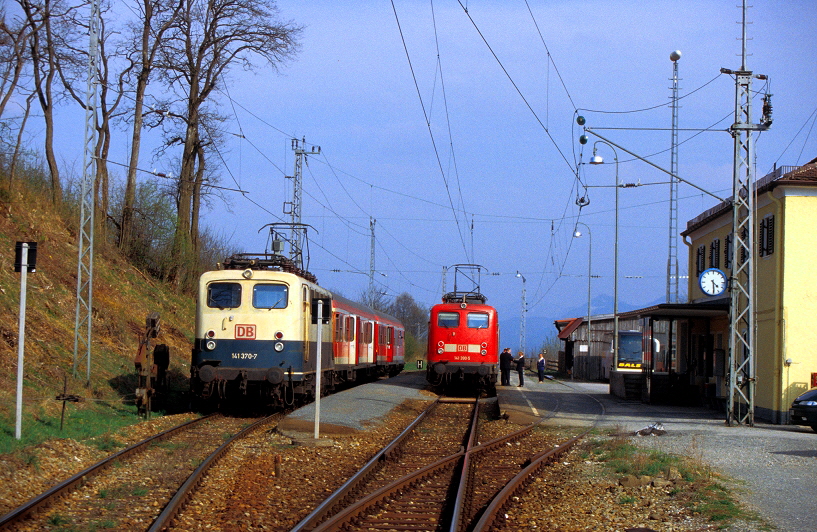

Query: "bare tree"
<box><xmin>0</xmin><ymin>7</ymin><xmax>31</xmax><ymax>120</ymax></box>
<box><xmin>119</xmin><ymin>0</ymin><xmax>181</xmax><ymax>255</ymax></box>
<box><xmin>56</xmin><ymin>2</ymin><xmax>127</xmax><ymax>240</ymax></box>
<box><xmin>18</xmin><ymin>0</ymin><xmax>80</xmax><ymax>205</ymax></box>
<box><xmin>156</xmin><ymin>0</ymin><xmax>301</xmax><ymax>285</ymax></box>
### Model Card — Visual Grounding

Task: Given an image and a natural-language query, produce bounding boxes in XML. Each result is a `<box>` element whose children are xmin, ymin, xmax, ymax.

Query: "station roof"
<box><xmin>618</xmin><ymin>302</ymin><xmax>729</xmax><ymax>319</ymax></box>
<box><xmin>554</xmin><ymin>317</ymin><xmax>583</xmax><ymax>339</ymax></box>
<box><xmin>683</xmin><ymin>158</ymin><xmax>817</xmax><ymax>236</ymax></box>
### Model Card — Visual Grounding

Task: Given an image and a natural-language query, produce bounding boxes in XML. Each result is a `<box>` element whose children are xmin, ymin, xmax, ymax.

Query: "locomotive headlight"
<box><xmin>206</xmin><ymin>330</ymin><xmax>216</xmax><ymax>338</ymax></box>
<box><xmin>275</xmin><ymin>331</ymin><xmax>284</xmax><ymax>340</ymax></box>
<box><xmin>481</xmin><ymin>349</ymin><xmax>487</xmax><ymax>355</ymax></box>
<box><xmin>481</xmin><ymin>342</ymin><xmax>487</xmax><ymax>348</ymax></box>
<box><xmin>205</xmin><ymin>340</ymin><xmax>216</xmax><ymax>351</ymax></box>
<box><xmin>274</xmin><ymin>342</ymin><xmax>284</xmax><ymax>352</ymax></box>
<box><xmin>242</xmin><ymin>269</ymin><xmax>253</xmax><ymax>279</ymax></box>
<box><xmin>437</xmin><ymin>348</ymin><xmax>444</xmax><ymax>354</ymax></box>
<box><xmin>437</xmin><ymin>341</ymin><xmax>444</xmax><ymax>348</ymax></box>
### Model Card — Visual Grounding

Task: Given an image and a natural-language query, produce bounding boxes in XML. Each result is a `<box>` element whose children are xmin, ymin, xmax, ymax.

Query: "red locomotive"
<box><xmin>426</xmin><ymin>265</ymin><xmax>499</xmax><ymax>388</ymax></box>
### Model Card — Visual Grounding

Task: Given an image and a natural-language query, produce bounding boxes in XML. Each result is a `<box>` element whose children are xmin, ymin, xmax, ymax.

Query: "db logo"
<box><xmin>235</xmin><ymin>324</ymin><xmax>256</xmax><ymax>340</ymax></box>
<box><xmin>456</xmin><ymin>344</ymin><xmax>468</xmax><ymax>352</ymax></box>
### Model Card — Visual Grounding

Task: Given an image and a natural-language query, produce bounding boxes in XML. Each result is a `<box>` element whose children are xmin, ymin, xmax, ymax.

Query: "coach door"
<box><xmin>362</xmin><ymin>320</ymin><xmax>374</xmax><ymax>364</ymax></box>
<box><xmin>346</xmin><ymin>315</ymin><xmax>357</xmax><ymax>365</ymax></box>
<box><xmin>302</xmin><ymin>285</ymin><xmax>311</xmax><ymax>365</ymax></box>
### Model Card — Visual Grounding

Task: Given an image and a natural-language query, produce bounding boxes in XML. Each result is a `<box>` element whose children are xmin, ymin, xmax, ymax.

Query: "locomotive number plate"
<box><xmin>235</xmin><ymin>324</ymin><xmax>256</xmax><ymax>339</ymax></box>
<box><xmin>231</xmin><ymin>353</ymin><xmax>258</xmax><ymax>360</ymax></box>
<box><xmin>453</xmin><ymin>355</ymin><xmax>470</xmax><ymax>361</ymax></box>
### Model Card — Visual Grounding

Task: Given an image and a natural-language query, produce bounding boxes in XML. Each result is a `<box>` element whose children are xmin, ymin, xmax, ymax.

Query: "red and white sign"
<box><xmin>235</xmin><ymin>324</ymin><xmax>256</xmax><ymax>340</ymax></box>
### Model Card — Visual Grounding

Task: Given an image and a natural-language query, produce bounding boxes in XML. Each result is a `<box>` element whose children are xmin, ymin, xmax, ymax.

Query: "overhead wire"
<box><xmin>390</xmin><ymin>0</ymin><xmax>470</xmax><ymax>259</ymax></box>
<box><xmin>430</xmin><ymin>0</ymin><xmax>470</xmax><ymax>261</ymax></box>
<box><xmin>456</xmin><ymin>0</ymin><xmax>575</xmax><ymax>174</ymax></box>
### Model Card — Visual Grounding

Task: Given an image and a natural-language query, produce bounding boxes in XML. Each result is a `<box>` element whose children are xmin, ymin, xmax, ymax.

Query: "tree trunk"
<box><xmin>191</xmin><ymin>145</ymin><xmax>205</xmax><ymax>255</ymax></box>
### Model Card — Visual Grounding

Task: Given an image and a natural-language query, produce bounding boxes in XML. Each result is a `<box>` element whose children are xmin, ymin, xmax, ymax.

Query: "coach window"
<box><xmin>467</xmin><ymin>313</ymin><xmax>489</xmax><ymax>329</ymax></box>
<box><xmin>364</xmin><ymin>322</ymin><xmax>373</xmax><ymax>344</ymax></box>
<box><xmin>334</xmin><ymin>313</ymin><xmax>344</xmax><ymax>342</ymax></box>
<box><xmin>252</xmin><ymin>284</ymin><xmax>288</xmax><ymax>309</ymax></box>
<box><xmin>346</xmin><ymin>316</ymin><xmax>355</xmax><ymax>341</ymax></box>
<box><xmin>437</xmin><ymin>312</ymin><xmax>460</xmax><ymax>328</ymax></box>
<box><xmin>208</xmin><ymin>282</ymin><xmax>241</xmax><ymax>308</ymax></box>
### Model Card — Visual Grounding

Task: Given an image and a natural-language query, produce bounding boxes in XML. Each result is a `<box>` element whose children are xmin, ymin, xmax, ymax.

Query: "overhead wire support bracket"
<box><xmin>583</xmin><ymin>128</ymin><xmax>724</xmax><ymax>202</ymax></box>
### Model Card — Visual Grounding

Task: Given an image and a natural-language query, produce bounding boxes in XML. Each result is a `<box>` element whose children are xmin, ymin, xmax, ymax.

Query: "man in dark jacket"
<box><xmin>499</xmin><ymin>348</ymin><xmax>513</xmax><ymax>386</ymax></box>
<box><xmin>515</xmin><ymin>351</ymin><xmax>525</xmax><ymax>387</ymax></box>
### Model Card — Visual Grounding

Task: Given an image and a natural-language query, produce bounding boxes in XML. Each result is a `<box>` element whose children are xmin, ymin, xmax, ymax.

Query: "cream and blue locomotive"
<box><xmin>190</xmin><ymin>253</ymin><xmax>404</xmax><ymax>408</ymax></box>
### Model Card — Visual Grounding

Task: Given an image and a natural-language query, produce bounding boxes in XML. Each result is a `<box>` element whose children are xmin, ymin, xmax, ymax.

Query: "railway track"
<box><xmin>294</xmin><ymin>397</ymin><xmax>586</xmax><ymax>532</ymax></box>
<box><xmin>0</xmin><ymin>413</ymin><xmax>281</xmax><ymax>531</ymax></box>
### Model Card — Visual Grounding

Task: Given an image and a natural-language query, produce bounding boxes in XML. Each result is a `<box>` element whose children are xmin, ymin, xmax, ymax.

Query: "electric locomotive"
<box><xmin>426</xmin><ymin>265</ymin><xmax>499</xmax><ymax>388</ymax></box>
<box><xmin>190</xmin><ymin>252</ymin><xmax>404</xmax><ymax>409</ymax></box>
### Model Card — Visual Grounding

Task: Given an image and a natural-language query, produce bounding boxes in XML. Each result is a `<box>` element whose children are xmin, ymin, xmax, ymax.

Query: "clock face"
<box><xmin>699</xmin><ymin>268</ymin><xmax>727</xmax><ymax>296</ymax></box>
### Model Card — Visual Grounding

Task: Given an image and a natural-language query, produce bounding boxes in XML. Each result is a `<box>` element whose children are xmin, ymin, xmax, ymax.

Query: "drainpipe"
<box><xmin>767</xmin><ymin>190</ymin><xmax>785</xmax><ymax>422</ymax></box>
<box><xmin>682</xmin><ymin>235</ymin><xmax>693</xmax><ymax>302</ymax></box>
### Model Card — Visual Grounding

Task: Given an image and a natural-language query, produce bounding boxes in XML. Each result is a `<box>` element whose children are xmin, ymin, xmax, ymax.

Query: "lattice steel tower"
<box><xmin>667</xmin><ymin>51</ymin><xmax>681</xmax><ymax>303</ymax></box>
<box><xmin>73</xmin><ymin>0</ymin><xmax>101</xmax><ymax>384</ymax></box>
<box><xmin>723</xmin><ymin>0</ymin><xmax>771</xmax><ymax>426</ymax></box>
<box><xmin>286</xmin><ymin>138</ymin><xmax>320</xmax><ymax>270</ymax></box>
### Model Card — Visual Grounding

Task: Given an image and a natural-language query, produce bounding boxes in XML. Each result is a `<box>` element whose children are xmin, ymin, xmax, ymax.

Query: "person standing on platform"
<box><xmin>537</xmin><ymin>353</ymin><xmax>546</xmax><ymax>382</ymax></box>
<box><xmin>516</xmin><ymin>351</ymin><xmax>525</xmax><ymax>387</ymax></box>
<box><xmin>499</xmin><ymin>348</ymin><xmax>513</xmax><ymax>386</ymax></box>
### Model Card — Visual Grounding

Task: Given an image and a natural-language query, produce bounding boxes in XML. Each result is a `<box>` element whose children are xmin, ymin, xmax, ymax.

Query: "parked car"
<box><xmin>790</xmin><ymin>388</ymin><xmax>817</xmax><ymax>432</ymax></box>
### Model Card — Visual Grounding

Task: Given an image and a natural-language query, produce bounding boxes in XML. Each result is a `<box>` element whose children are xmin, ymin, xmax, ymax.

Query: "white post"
<box><xmin>314</xmin><ymin>300</ymin><xmax>323</xmax><ymax>440</ymax></box>
<box><xmin>16</xmin><ymin>244</ymin><xmax>29</xmax><ymax>440</ymax></box>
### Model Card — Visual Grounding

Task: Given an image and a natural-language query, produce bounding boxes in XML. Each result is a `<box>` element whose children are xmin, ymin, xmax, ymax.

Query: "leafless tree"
<box><xmin>119</xmin><ymin>0</ymin><xmax>181</xmax><ymax>256</ymax></box>
<box><xmin>18</xmin><ymin>0</ymin><xmax>80</xmax><ymax>205</ymax></box>
<box><xmin>156</xmin><ymin>0</ymin><xmax>301</xmax><ymax>285</ymax></box>
<box><xmin>56</xmin><ymin>1</ymin><xmax>127</xmax><ymax>240</ymax></box>
<box><xmin>0</xmin><ymin>7</ymin><xmax>31</xmax><ymax>120</ymax></box>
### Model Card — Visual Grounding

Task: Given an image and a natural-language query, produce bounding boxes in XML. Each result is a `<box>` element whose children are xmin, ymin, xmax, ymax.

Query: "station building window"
<box><xmin>759</xmin><ymin>215</ymin><xmax>775</xmax><ymax>257</ymax></box>
<box><xmin>709</xmin><ymin>239</ymin><xmax>720</xmax><ymax>269</ymax></box>
<box><xmin>696</xmin><ymin>245</ymin><xmax>706</xmax><ymax>277</ymax></box>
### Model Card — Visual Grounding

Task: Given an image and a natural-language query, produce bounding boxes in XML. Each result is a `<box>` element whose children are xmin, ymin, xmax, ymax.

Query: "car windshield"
<box><xmin>467</xmin><ymin>312</ymin><xmax>489</xmax><ymax>329</ymax></box>
<box><xmin>207</xmin><ymin>282</ymin><xmax>241</xmax><ymax>308</ymax></box>
<box><xmin>437</xmin><ymin>312</ymin><xmax>459</xmax><ymax>328</ymax></box>
<box><xmin>253</xmin><ymin>283</ymin><xmax>288</xmax><ymax>309</ymax></box>
<box><xmin>795</xmin><ymin>388</ymin><xmax>817</xmax><ymax>402</ymax></box>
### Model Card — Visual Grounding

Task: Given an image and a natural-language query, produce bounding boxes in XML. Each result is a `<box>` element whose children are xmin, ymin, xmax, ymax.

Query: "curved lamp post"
<box><xmin>573</xmin><ymin>222</ymin><xmax>592</xmax><ymax>379</ymax></box>
<box><xmin>515</xmin><ymin>271</ymin><xmax>526</xmax><ymax>356</ymax></box>
<box><xmin>588</xmin><ymin>142</ymin><xmax>619</xmax><ymax>368</ymax></box>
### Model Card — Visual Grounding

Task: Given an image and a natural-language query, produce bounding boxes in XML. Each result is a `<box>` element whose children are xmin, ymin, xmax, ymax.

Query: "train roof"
<box><xmin>441</xmin><ymin>291</ymin><xmax>487</xmax><ymax>304</ymax></box>
<box><xmin>217</xmin><ymin>253</ymin><xmax>318</xmax><ymax>284</ymax></box>
<box><xmin>331</xmin><ymin>293</ymin><xmax>403</xmax><ymax>327</ymax></box>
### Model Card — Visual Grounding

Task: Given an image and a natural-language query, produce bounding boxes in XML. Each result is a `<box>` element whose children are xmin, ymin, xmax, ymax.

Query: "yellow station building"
<box><xmin>556</xmin><ymin>158</ymin><xmax>817</xmax><ymax>424</ymax></box>
<box><xmin>682</xmin><ymin>158</ymin><xmax>817</xmax><ymax>422</ymax></box>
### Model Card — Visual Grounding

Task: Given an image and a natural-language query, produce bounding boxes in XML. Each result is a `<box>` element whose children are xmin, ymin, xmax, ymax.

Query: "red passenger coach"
<box><xmin>426</xmin><ymin>291</ymin><xmax>499</xmax><ymax>388</ymax></box>
<box><xmin>331</xmin><ymin>294</ymin><xmax>405</xmax><ymax>380</ymax></box>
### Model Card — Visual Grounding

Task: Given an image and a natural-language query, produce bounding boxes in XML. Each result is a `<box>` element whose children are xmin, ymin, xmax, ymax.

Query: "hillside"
<box><xmin>0</xmin><ymin>183</ymin><xmax>195</xmax><ymax>447</ymax></box>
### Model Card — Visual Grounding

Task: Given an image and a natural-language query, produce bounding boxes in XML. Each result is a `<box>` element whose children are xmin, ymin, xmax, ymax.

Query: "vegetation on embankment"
<box><xmin>0</xmin><ymin>180</ymin><xmax>196</xmax><ymax>453</ymax></box>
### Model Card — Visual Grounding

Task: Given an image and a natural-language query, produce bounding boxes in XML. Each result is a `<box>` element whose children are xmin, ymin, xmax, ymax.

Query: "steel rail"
<box><xmin>149</xmin><ymin>414</ymin><xmax>280</xmax><ymax>531</ymax></box>
<box><xmin>449</xmin><ymin>396</ymin><xmax>482</xmax><ymax>531</ymax></box>
<box><xmin>471</xmin><ymin>432</ymin><xmax>587</xmax><ymax>531</ymax></box>
<box><xmin>0</xmin><ymin>414</ymin><xmax>218</xmax><ymax>531</ymax></box>
<box><xmin>311</xmin><ymin>452</ymin><xmax>464</xmax><ymax>532</ymax></box>
<box><xmin>290</xmin><ymin>398</ymin><xmax>441</xmax><ymax>531</ymax></box>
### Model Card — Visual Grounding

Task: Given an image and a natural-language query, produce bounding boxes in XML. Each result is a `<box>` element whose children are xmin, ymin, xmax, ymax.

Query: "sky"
<box><xmin>38</xmin><ymin>1</ymin><xmax>817</xmax><ymax>346</ymax></box>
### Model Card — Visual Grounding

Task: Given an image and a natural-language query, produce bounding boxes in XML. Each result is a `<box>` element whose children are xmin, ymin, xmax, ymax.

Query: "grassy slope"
<box><xmin>0</xmin><ymin>183</ymin><xmax>195</xmax><ymax>452</ymax></box>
